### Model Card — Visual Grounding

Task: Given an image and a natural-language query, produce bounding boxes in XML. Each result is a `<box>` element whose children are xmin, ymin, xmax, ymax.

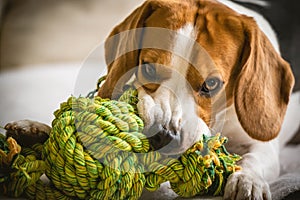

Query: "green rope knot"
<box><xmin>143</xmin><ymin>133</ymin><xmax>241</xmax><ymax>197</ymax></box>
<box><xmin>43</xmin><ymin>89</ymin><xmax>149</xmax><ymax>199</ymax></box>
<box><xmin>0</xmin><ymin>86</ymin><xmax>242</xmax><ymax>200</ymax></box>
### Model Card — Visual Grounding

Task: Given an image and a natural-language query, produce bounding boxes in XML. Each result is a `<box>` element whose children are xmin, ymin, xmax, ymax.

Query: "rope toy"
<box><xmin>0</xmin><ymin>86</ymin><xmax>242</xmax><ymax>200</ymax></box>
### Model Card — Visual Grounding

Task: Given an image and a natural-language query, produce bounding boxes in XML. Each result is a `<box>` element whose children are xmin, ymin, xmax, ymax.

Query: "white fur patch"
<box><xmin>169</xmin><ymin>23</ymin><xmax>211</xmax><ymax>149</ymax></box>
<box><xmin>137</xmin><ymin>24</ymin><xmax>210</xmax><ymax>154</ymax></box>
<box><xmin>232</xmin><ymin>0</ymin><xmax>270</xmax><ymax>7</ymax></box>
<box><xmin>278</xmin><ymin>91</ymin><xmax>300</xmax><ymax>147</ymax></box>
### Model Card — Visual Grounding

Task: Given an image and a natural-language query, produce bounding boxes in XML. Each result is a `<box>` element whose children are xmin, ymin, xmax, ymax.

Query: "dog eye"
<box><xmin>200</xmin><ymin>77</ymin><xmax>223</xmax><ymax>97</ymax></box>
<box><xmin>141</xmin><ymin>62</ymin><xmax>156</xmax><ymax>80</ymax></box>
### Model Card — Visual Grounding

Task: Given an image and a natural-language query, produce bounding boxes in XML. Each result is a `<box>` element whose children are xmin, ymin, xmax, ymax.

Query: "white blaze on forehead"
<box><xmin>171</xmin><ymin>23</ymin><xmax>196</xmax><ymax>75</ymax></box>
<box><xmin>169</xmin><ymin>23</ymin><xmax>197</xmax><ymax>122</ymax></box>
<box><xmin>168</xmin><ymin>23</ymin><xmax>211</xmax><ymax>142</ymax></box>
<box><xmin>137</xmin><ymin>23</ymin><xmax>211</xmax><ymax>154</ymax></box>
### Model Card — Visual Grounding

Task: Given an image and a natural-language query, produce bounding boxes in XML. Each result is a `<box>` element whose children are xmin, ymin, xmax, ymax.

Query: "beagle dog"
<box><xmin>97</xmin><ymin>0</ymin><xmax>299</xmax><ymax>199</ymax></box>
<box><xmin>4</xmin><ymin>0</ymin><xmax>300</xmax><ymax>200</ymax></box>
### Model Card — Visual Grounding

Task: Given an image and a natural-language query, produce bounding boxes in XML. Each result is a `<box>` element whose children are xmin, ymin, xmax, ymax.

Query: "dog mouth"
<box><xmin>145</xmin><ymin>125</ymin><xmax>181</xmax><ymax>155</ymax></box>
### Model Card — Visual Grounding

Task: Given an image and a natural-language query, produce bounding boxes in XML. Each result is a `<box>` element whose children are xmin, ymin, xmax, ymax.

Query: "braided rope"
<box><xmin>0</xmin><ymin>88</ymin><xmax>241</xmax><ymax>200</ymax></box>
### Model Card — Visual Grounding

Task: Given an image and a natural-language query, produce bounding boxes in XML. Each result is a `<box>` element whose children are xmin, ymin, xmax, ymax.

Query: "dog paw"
<box><xmin>223</xmin><ymin>171</ymin><xmax>271</xmax><ymax>200</ymax></box>
<box><xmin>5</xmin><ymin>120</ymin><xmax>51</xmax><ymax>147</ymax></box>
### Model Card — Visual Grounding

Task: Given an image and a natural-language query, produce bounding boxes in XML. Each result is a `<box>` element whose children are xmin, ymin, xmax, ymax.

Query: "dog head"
<box><xmin>98</xmin><ymin>0</ymin><xmax>294</xmax><ymax>155</ymax></box>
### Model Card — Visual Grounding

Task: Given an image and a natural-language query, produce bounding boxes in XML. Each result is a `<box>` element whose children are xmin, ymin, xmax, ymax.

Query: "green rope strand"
<box><xmin>0</xmin><ymin>86</ymin><xmax>241</xmax><ymax>200</ymax></box>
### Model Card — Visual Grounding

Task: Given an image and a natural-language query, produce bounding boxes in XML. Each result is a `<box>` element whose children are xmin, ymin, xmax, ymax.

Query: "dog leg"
<box><xmin>278</xmin><ymin>91</ymin><xmax>300</xmax><ymax>147</ymax></box>
<box><xmin>223</xmin><ymin>141</ymin><xmax>279</xmax><ymax>200</ymax></box>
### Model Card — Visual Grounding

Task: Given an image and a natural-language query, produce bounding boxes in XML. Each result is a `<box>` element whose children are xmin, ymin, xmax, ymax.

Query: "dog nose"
<box><xmin>145</xmin><ymin>125</ymin><xmax>179</xmax><ymax>151</ymax></box>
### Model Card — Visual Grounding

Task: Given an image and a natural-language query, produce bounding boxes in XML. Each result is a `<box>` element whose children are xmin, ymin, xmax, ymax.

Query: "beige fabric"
<box><xmin>0</xmin><ymin>0</ymin><xmax>144</xmax><ymax>71</ymax></box>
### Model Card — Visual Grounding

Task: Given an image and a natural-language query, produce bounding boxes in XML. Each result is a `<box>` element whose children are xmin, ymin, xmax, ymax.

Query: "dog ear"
<box><xmin>234</xmin><ymin>17</ymin><xmax>294</xmax><ymax>141</ymax></box>
<box><xmin>98</xmin><ymin>1</ymin><xmax>154</xmax><ymax>99</ymax></box>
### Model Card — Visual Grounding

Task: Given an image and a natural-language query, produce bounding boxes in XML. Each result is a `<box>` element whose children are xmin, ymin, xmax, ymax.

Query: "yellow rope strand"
<box><xmin>0</xmin><ymin>87</ymin><xmax>241</xmax><ymax>200</ymax></box>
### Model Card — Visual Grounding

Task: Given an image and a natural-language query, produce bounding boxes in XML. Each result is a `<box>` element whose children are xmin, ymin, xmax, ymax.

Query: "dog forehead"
<box><xmin>144</xmin><ymin>0</ymin><xmax>196</xmax><ymax>29</ymax></box>
<box><xmin>140</xmin><ymin>0</ymin><xmax>243</xmax><ymax>80</ymax></box>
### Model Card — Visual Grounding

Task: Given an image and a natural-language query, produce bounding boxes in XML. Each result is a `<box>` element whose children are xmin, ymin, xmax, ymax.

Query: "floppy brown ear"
<box><xmin>234</xmin><ymin>17</ymin><xmax>295</xmax><ymax>141</ymax></box>
<box><xmin>98</xmin><ymin>1</ymin><xmax>154</xmax><ymax>99</ymax></box>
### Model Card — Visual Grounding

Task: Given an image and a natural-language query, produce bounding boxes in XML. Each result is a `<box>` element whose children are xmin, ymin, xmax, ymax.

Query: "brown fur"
<box><xmin>98</xmin><ymin>0</ymin><xmax>197</xmax><ymax>99</ymax></box>
<box><xmin>234</xmin><ymin>17</ymin><xmax>294</xmax><ymax>141</ymax></box>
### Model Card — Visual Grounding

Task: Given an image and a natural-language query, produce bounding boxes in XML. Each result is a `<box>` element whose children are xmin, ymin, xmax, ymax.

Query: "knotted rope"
<box><xmin>0</xmin><ymin>87</ymin><xmax>241</xmax><ymax>200</ymax></box>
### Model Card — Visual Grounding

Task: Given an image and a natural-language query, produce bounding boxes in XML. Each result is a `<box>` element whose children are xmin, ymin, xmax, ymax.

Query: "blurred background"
<box><xmin>0</xmin><ymin>0</ymin><xmax>299</xmax><ymax>125</ymax></box>
<box><xmin>0</xmin><ymin>0</ymin><xmax>144</xmax><ymax>126</ymax></box>
<box><xmin>0</xmin><ymin>0</ymin><xmax>143</xmax><ymax>71</ymax></box>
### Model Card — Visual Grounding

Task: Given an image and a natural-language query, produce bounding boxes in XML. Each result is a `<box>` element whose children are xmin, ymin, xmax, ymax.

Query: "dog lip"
<box><xmin>146</xmin><ymin>127</ymin><xmax>180</xmax><ymax>152</ymax></box>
